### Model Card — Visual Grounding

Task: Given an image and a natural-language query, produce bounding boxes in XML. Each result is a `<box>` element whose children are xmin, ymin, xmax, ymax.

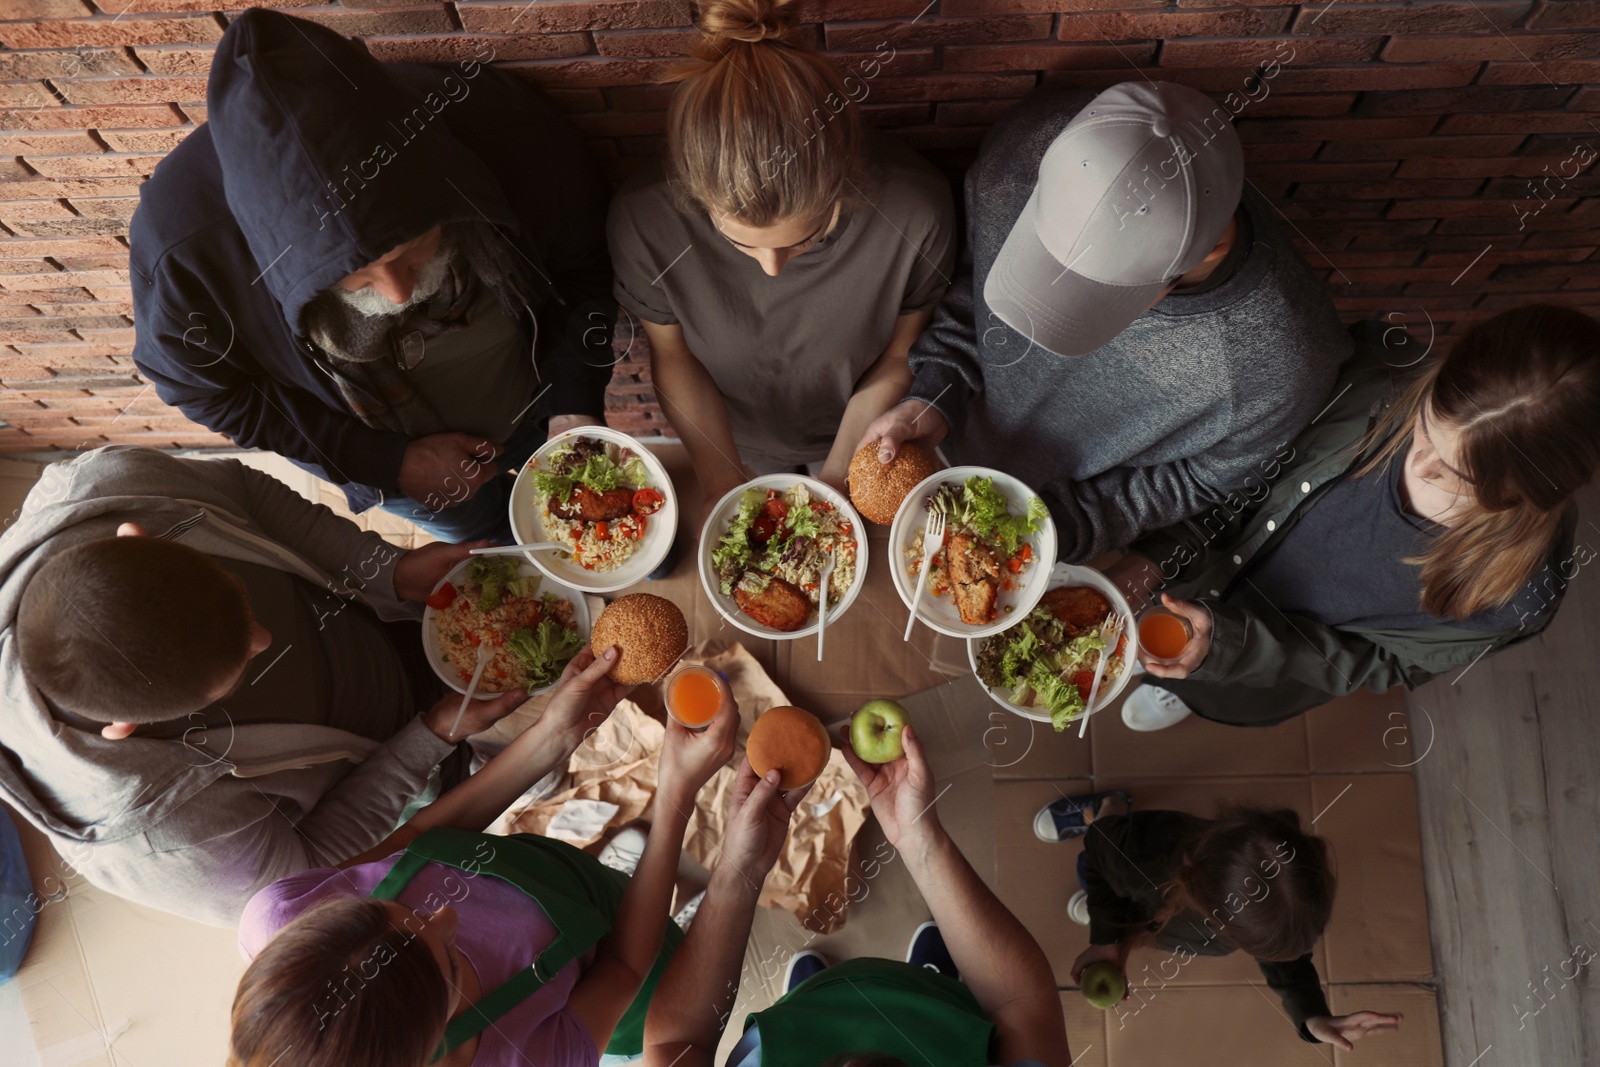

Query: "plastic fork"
<box><xmin>816</xmin><ymin>545</ymin><xmax>837</xmax><ymax>662</ymax></box>
<box><xmin>448</xmin><ymin>641</ymin><xmax>494</xmax><ymax>739</ymax></box>
<box><xmin>1077</xmin><ymin>611</ymin><xmax>1120</xmax><ymax>739</ymax></box>
<box><xmin>903</xmin><ymin>511</ymin><xmax>947</xmax><ymax>642</ymax></box>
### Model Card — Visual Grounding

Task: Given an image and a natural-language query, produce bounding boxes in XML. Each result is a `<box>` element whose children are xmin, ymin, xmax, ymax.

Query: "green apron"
<box><xmin>741</xmin><ymin>958</ymin><xmax>996</xmax><ymax>1067</ymax></box>
<box><xmin>369</xmin><ymin>827</ymin><xmax>681</xmax><ymax>1060</ymax></box>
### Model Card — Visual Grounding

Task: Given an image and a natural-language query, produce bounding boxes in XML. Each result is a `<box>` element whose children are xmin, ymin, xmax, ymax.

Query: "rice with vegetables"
<box><xmin>711</xmin><ymin>483</ymin><xmax>858</xmax><ymax>631</ymax></box>
<box><xmin>529</xmin><ymin>436</ymin><xmax>665</xmax><ymax>572</ymax></box>
<box><xmin>429</xmin><ymin>557</ymin><xmax>584</xmax><ymax>693</ymax></box>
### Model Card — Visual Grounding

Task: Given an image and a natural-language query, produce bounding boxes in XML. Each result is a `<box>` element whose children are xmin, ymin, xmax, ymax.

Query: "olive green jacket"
<box><xmin>1131</xmin><ymin>326</ymin><xmax>1579</xmax><ymax>714</ymax></box>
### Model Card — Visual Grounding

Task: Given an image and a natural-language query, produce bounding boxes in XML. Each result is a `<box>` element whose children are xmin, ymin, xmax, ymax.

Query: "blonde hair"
<box><xmin>1353</xmin><ymin>305</ymin><xmax>1600</xmax><ymax>619</ymax></box>
<box><xmin>667</xmin><ymin>0</ymin><xmax>865</xmax><ymax>226</ymax></box>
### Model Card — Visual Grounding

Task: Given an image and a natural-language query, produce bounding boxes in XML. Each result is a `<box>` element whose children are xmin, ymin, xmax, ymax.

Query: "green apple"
<box><xmin>850</xmin><ymin>699</ymin><xmax>908</xmax><ymax>764</ymax></box>
<box><xmin>1080</xmin><ymin>961</ymin><xmax>1127</xmax><ymax>1010</ymax></box>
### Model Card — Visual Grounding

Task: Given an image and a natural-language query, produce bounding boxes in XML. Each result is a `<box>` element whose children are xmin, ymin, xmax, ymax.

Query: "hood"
<box><xmin>206</xmin><ymin>8</ymin><xmax>517</xmax><ymax>335</ymax></box>
<box><xmin>0</xmin><ymin>449</ymin><xmax>360</xmax><ymax>844</ymax></box>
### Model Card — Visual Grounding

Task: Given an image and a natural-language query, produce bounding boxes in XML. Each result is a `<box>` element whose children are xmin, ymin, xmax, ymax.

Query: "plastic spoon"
<box><xmin>448</xmin><ymin>642</ymin><xmax>493</xmax><ymax>739</ymax></box>
<box><xmin>1077</xmin><ymin>611</ymin><xmax>1118</xmax><ymax>739</ymax></box>
<box><xmin>816</xmin><ymin>546</ymin><xmax>836</xmax><ymax>662</ymax></box>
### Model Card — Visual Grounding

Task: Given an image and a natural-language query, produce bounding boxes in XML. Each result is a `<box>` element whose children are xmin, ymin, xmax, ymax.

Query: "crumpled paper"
<box><xmin>493</xmin><ymin>640</ymin><xmax>871</xmax><ymax>933</ymax></box>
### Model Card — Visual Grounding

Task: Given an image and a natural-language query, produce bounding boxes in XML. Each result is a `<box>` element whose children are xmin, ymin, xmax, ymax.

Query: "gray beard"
<box><xmin>333</xmin><ymin>242</ymin><xmax>453</xmax><ymax>319</ymax></box>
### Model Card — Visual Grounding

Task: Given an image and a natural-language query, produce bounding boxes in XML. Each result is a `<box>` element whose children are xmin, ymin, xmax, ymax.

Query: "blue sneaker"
<box><xmin>906</xmin><ymin>921</ymin><xmax>959</xmax><ymax>982</ymax></box>
<box><xmin>783</xmin><ymin>949</ymin><xmax>828</xmax><ymax>992</ymax></box>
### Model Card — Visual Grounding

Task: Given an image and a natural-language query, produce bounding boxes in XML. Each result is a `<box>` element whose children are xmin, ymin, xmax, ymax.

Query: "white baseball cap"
<box><xmin>984</xmin><ymin>81</ymin><xmax>1245</xmax><ymax>358</ymax></box>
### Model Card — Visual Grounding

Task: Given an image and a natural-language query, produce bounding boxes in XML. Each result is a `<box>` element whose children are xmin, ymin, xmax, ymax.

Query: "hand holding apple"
<box><xmin>840</xmin><ymin>720</ymin><xmax>938</xmax><ymax>848</ymax></box>
<box><xmin>1079</xmin><ymin>960</ymin><xmax>1127</xmax><ymax>1010</ymax></box>
<box><xmin>850</xmin><ymin>699</ymin><xmax>909</xmax><ymax>764</ymax></box>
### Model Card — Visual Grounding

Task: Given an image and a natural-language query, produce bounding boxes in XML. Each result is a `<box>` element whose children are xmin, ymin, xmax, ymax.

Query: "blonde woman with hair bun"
<box><xmin>607</xmin><ymin>0</ymin><xmax>956</xmax><ymax>518</ymax></box>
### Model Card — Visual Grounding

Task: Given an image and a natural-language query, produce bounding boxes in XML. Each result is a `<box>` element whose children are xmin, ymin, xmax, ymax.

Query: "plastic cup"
<box><xmin>665</xmin><ymin>665</ymin><xmax>732</xmax><ymax>731</ymax></box>
<box><xmin>1137</xmin><ymin>608</ymin><xmax>1193</xmax><ymax>666</ymax></box>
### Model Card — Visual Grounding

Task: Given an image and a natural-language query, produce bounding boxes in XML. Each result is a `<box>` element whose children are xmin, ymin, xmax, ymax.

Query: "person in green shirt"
<box><xmin>642</xmin><ymin>724</ymin><xmax>1071</xmax><ymax>1067</ymax></box>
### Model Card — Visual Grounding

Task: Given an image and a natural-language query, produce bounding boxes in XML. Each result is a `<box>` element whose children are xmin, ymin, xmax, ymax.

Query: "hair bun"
<box><xmin>698</xmin><ymin>0</ymin><xmax>795</xmax><ymax>43</ymax></box>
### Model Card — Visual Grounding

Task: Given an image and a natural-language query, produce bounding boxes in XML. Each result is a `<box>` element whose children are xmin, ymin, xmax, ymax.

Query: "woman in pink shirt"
<box><xmin>229</xmin><ymin>644</ymin><xmax>737</xmax><ymax>1067</ymax></box>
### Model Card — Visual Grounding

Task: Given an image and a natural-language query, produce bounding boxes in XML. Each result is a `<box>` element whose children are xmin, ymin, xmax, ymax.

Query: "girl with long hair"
<box><xmin>1102</xmin><ymin>304</ymin><xmax>1600</xmax><ymax>728</ymax></box>
<box><xmin>607</xmin><ymin>0</ymin><xmax>956</xmax><ymax>513</ymax></box>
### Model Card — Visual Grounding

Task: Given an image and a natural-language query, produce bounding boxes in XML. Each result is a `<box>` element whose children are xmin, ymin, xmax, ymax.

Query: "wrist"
<box><xmin>898</xmin><ymin>818</ymin><xmax>951</xmax><ymax>870</ymax></box>
<box><xmin>710</xmin><ymin>863</ymin><xmax>765</xmax><ymax>903</ymax></box>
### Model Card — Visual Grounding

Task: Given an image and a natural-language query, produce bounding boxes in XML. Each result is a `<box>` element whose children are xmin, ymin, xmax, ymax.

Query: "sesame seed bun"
<box><xmin>590</xmin><ymin>593</ymin><xmax>689</xmax><ymax>684</ymax></box>
<box><xmin>746</xmin><ymin>705</ymin><xmax>832</xmax><ymax>790</ymax></box>
<box><xmin>848</xmin><ymin>440</ymin><xmax>940</xmax><ymax>525</ymax></box>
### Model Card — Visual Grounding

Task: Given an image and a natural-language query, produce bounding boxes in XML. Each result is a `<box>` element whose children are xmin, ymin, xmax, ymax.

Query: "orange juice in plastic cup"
<box><xmin>1138</xmin><ymin>609</ymin><xmax>1193</xmax><ymax>666</ymax></box>
<box><xmin>666</xmin><ymin>665</ymin><xmax>729</xmax><ymax>731</ymax></box>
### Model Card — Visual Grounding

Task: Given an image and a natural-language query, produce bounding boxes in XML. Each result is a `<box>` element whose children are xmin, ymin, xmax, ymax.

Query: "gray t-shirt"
<box><xmin>406</xmin><ymin>280</ymin><xmax>535</xmax><ymax>443</ymax></box>
<box><xmin>608</xmin><ymin>134</ymin><xmax>957</xmax><ymax>466</ymax></box>
<box><xmin>906</xmin><ymin>83</ymin><xmax>1352</xmax><ymax>562</ymax></box>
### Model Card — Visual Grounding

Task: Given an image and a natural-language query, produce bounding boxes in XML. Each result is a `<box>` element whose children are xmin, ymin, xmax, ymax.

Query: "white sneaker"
<box><xmin>1121</xmin><ymin>686</ymin><xmax>1193</xmax><ymax>732</ymax></box>
<box><xmin>1067</xmin><ymin>890</ymin><xmax>1090</xmax><ymax>926</ymax></box>
<box><xmin>597</xmin><ymin>827</ymin><xmax>647</xmax><ymax>875</ymax></box>
<box><xmin>673</xmin><ymin>890</ymin><xmax>706</xmax><ymax>931</ymax></box>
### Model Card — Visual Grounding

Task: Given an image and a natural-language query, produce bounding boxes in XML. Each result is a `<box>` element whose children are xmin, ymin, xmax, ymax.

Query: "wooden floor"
<box><xmin>1412</xmin><ymin>479</ymin><xmax>1600</xmax><ymax>1067</ymax></box>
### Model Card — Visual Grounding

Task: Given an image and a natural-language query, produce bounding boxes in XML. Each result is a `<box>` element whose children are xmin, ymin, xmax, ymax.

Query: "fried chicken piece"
<box><xmin>1040</xmin><ymin>585</ymin><xmax>1112</xmax><ymax>635</ymax></box>
<box><xmin>550</xmin><ymin>485</ymin><xmax>634</xmax><ymax>522</ymax></box>
<box><xmin>947</xmin><ymin>532</ymin><xmax>1001</xmax><ymax>626</ymax></box>
<box><xmin>735</xmin><ymin>576</ymin><xmax>812</xmax><ymax>632</ymax></box>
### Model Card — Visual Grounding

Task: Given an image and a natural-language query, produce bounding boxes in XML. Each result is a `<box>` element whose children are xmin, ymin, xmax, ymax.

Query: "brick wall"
<box><xmin>2</xmin><ymin>0</ymin><xmax>1598</xmax><ymax>452</ymax></box>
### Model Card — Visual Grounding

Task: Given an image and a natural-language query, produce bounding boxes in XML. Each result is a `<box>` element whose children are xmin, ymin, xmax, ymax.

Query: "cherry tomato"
<box><xmin>1073</xmin><ymin>670</ymin><xmax>1096</xmax><ymax>701</ymax></box>
<box><xmin>1019</xmin><ymin>544</ymin><xmax>1032</xmax><ymax>562</ymax></box>
<box><xmin>633</xmin><ymin>515</ymin><xmax>647</xmax><ymax>540</ymax></box>
<box><xmin>466</xmin><ymin>631</ymin><xmax>481</xmax><ymax>647</ymax></box>
<box><xmin>632</xmin><ymin>488</ymin><xmax>664</xmax><ymax>515</ymax></box>
<box><xmin>761</xmin><ymin>497</ymin><xmax>789</xmax><ymax>522</ymax></box>
<box><xmin>1006</xmin><ymin>557</ymin><xmax>1023</xmax><ymax>574</ymax></box>
<box><xmin>1114</xmin><ymin>634</ymin><xmax>1127</xmax><ymax>658</ymax></box>
<box><xmin>426</xmin><ymin>582</ymin><xmax>458</xmax><ymax>610</ymax></box>
<box><xmin>752</xmin><ymin>515</ymin><xmax>779</xmax><ymax>543</ymax></box>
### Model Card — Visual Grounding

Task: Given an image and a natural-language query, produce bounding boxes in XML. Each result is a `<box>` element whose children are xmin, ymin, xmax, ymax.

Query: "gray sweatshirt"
<box><xmin>907</xmin><ymin>84</ymin><xmax>1352</xmax><ymax>562</ymax></box>
<box><xmin>0</xmin><ymin>447</ymin><xmax>455</xmax><ymax>926</ymax></box>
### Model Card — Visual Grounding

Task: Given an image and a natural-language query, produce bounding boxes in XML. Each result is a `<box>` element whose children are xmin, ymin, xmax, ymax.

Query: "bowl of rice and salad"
<box><xmin>422</xmin><ymin>556</ymin><xmax>591</xmax><ymax>699</ymax></box>
<box><xmin>508</xmin><ymin>426</ymin><xmax>677</xmax><ymax>594</ymax></box>
<box><xmin>698</xmin><ymin>475</ymin><xmax>868</xmax><ymax>640</ymax></box>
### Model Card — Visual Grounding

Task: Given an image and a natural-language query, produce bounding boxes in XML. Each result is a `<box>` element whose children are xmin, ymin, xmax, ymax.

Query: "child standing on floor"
<box><xmin>1035</xmin><ymin>791</ymin><xmax>1402</xmax><ymax>1050</ymax></box>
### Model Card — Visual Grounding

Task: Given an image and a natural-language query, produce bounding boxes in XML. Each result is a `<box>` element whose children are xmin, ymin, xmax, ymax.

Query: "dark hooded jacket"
<box><xmin>130</xmin><ymin>9</ymin><xmax>614</xmax><ymax>512</ymax></box>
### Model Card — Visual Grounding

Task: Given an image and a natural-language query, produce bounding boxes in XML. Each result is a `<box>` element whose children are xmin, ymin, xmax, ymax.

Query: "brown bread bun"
<box><xmin>589</xmin><ymin>593</ymin><xmax>689</xmax><ymax>684</ymax></box>
<box><xmin>848</xmin><ymin>440</ymin><xmax>939</xmax><ymax>525</ymax></box>
<box><xmin>746</xmin><ymin>704</ymin><xmax>832</xmax><ymax>790</ymax></box>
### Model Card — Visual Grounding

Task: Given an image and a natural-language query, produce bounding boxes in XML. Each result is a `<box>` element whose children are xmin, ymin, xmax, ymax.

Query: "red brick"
<box><xmin>1239</xmin><ymin>141</ymin><xmax>1320</xmax><ymax>162</ymax></box>
<box><xmin>0</xmin><ymin>236</ymin><xmax>125</xmax><ymax>258</ymax></box>
<box><xmin>0</xmin><ymin>82</ymin><xmax>59</xmax><ymax>109</ymax></box>
<box><xmin>943</xmin><ymin>0</ymin><xmax>1162</xmax><ymax>12</ymax></box>
<box><xmin>499</xmin><ymin>56</ymin><xmax>679</xmax><ymax>87</ymax></box>
<box><xmin>1479</xmin><ymin>59</ymin><xmax>1600</xmax><ymax>84</ymax></box>
<box><xmin>4</xmin><ymin>0</ymin><xmax>93</xmax><ymax>15</ymax></box>
<box><xmin>1294</xmin><ymin>0</ymin><xmax>1529</xmax><ymax>34</ymax></box>
<box><xmin>1294</xmin><ymin>179</ymin><xmax>1486</xmax><ymax>200</ymax></box>
<box><xmin>268</xmin><ymin>5</ymin><xmax>456</xmax><ymax>36</ymax></box>
<box><xmin>1063</xmin><ymin>8</ymin><xmax>1290</xmax><ymax>41</ymax></box>
<box><xmin>1485</xmin><ymin>173</ymin><xmax>1599</xmax><ymax>198</ymax></box>
<box><xmin>1235</xmin><ymin>116</ymin><xmax>1438</xmax><ymax>142</ymax></box>
<box><xmin>1388</xmin><ymin>197</ymin><xmax>1577</xmax><ymax>218</ymax></box>
<box><xmin>1</xmin><ymin>104</ymin><xmax>186</xmax><ymax>130</ymax></box>
<box><xmin>1381</xmin><ymin>32</ymin><xmax>1600</xmax><ymax>63</ymax></box>
<box><xmin>945</xmin><ymin>41</ymin><xmax>1156</xmax><ymax>72</ymax></box>
<box><xmin>22</xmin><ymin>154</ymin><xmax>163</xmax><ymax>178</ymax></box>
<box><xmin>0</xmin><ymin>48</ymin><xmax>141</xmax><ymax>80</ymax></box>
<box><xmin>1526</xmin><ymin>0</ymin><xmax>1600</xmax><ymax>27</ymax></box>
<box><xmin>79</xmin><ymin>0</ymin><xmax>316</xmax><ymax>8</ymax></box>
<box><xmin>129</xmin><ymin>46</ymin><xmax>216</xmax><ymax>77</ymax></box>
<box><xmin>1162</xmin><ymin>36</ymin><xmax>1381</xmax><ymax>67</ymax></box>
<box><xmin>0</xmin><ymin>15</ymin><xmax>223</xmax><ymax>50</ymax></box>
<box><xmin>831</xmin><ymin>48</ymin><xmax>936</xmax><ymax>77</ymax></box>
<box><xmin>591</xmin><ymin>28</ymin><xmax>707</xmax><ymax>57</ymax></box>
<box><xmin>864</xmin><ymin>72</ymin><xmax>1035</xmax><ymax>103</ymax></box>
<box><xmin>1437</xmin><ymin>111</ymin><xmax>1600</xmax><ymax>135</ymax></box>
<box><xmin>935</xmin><ymin>99</ymin><xmax>1014</xmax><ymax>126</ymax></box>
<box><xmin>1269</xmin><ymin>196</ymin><xmax>1387</xmax><ymax>218</ymax></box>
<box><xmin>0</xmin><ymin>287</ymin><xmax>83</xmax><ymax>304</ymax></box>
<box><xmin>0</xmin><ymin>177</ymin><xmax>147</xmax><ymax>200</ymax></box>
<box><xmin>545</xmin><ymin>87</ymin><xmax>607</xmax><ymax>112</ymax></box>
<box><xmin>367</xmin><ymin>33</ymin><xmax>594</xmax><ymax>63</ymax></box>
<box><xmin>4</xmin><ymin>216</ymin><xmax>128</xmax><ymax>238</ymax></box>
<box><xmin>1359</xmin><ymin>86</ymin><xmax>1576</xmax><ymax>119</ymax></box>
<box><xmin>893</xmin><ymin>125</ymin><xmax>988</xmax><ymax>151</ymax></box>
<box><xmin>456</xmin><ymin>1</ymin><xmax>690</xmax><ymax>35</ymax></box>
<box><xmin>1320</xmin><ymin>134</ymin><xmax>1528</xmax><ymax>161</ymax></box>
<box><xmin>1257</xmin><ymin>63</ymin><xmax>1483</xmax><ymax>93</ymax></box>
<box><xmin>85</xmin><ymin>285</ymin><xmax>133</xmax><ymax>301</ymax></box>
<box><xmin>1398</xmin><ymin>155</ymin><xmax>1594</xmax><ymax>178</ymax></box>
<box><xmin>826</xmin><ymin>14</ymin><xmax>1050</xmax><ymax>50</ymax></box>
<box><xmin>865</xmin><ymin>101</ymin><xmax>931</xmax><ymax>126</ymax></box>
<box><xmin>0</xmin><ymin>130</ymin><xmax>100</xmax><ymax>155</ymax></box>
<box><xmin>98</xmin><ymin>127</ymin><xmax>193</xmax><ymax>153</ymax></box>
<box><xmin>1249</xmin><ymin>161</ymin><xmax>1398</xmax><ymax>183</ymax></box>
<box><xmin>605</xmin><ymin>84</ymin><xmax>676</xmax><ymax>111</ymax></box>
<box><xmin>179</xmin><ymin>104</ymin><xmax>206</xmax><ymax>123</ymax></box>
<box><xmin>55</xmin><ymin>77</ymin><xmax>207</xmax><ymax>106</ymax></box>
<box><xmin>1242</xmin><ymin>93</ymin><xmax>1359</xmax><ymax>118</ymax></box>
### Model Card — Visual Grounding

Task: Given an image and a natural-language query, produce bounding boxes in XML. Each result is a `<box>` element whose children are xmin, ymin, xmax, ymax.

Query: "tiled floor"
<box><xmin>3</xmin><ymin>445</ymin><xmax>1449</xmax><ymax>1066</ymax></box>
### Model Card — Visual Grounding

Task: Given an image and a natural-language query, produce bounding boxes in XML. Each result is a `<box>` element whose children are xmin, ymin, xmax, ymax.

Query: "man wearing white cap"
<box><xmin>856</xmin><ymin>81</ymin><xmax>1350</xmax><ymax>561</ymax></box>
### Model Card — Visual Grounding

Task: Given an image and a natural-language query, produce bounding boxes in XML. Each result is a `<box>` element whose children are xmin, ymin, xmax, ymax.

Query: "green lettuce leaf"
<box><xmin>465</xmin><ymin>556</ymin><xmax>522</xmax><ymax>612</ymax></box>
<box><xmin>506</xmin><ymin>619</ymin><xmax>585</xmax><ymax>690</ymax></box>
<box><xmin>711</xmin><ymin>488</ymin><xmax>765</xmax><ymax>593</ymax></box>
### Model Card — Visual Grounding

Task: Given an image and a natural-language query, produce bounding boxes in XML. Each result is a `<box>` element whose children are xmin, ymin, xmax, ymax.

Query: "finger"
<box><xmin>740</xmin><ymin>768</ymin><xmax>783</xmax><ymax>821</ymax></box>
<box><xmin>780</xmin><ymin>778</ymin><xmax>814</xmax><ymax>813</ymax></box>
<box><xmin>732</xmin><ymin>758</ymin><xmax>759</xmax><ymax>807</ymax></box>
<box><xmin>560</xmin><ymin>645</ymin><xmax>597</xmax><ymax>682</ymax></box>
<box><xmin>568</xmin><ymin>645</ymin><xmax>617</xmax><ymax>690</ymax></box>
<box><xmin>901</xmin><ymin>722</ymin><xmax>929</xmax><ymax>769</ymax></box>
<box><xmin>1143</xmin><ymin>662</ymin><xmax>1182</xmax><ymax>680</ymax></box>
<box><xmin>1161</xmin><ymin>592</ymin><xmax>1210</xmax><ymax>627</ymax></box>
<box><xmin>1331</xmin><ymin>1034</ymin><xmax>1354</xmax><ymax>1052</ymax></box>
<box><xmin>838</xmin><ymin>735</ymin><xmax>874</xmax><ymax>783</ymax></box>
